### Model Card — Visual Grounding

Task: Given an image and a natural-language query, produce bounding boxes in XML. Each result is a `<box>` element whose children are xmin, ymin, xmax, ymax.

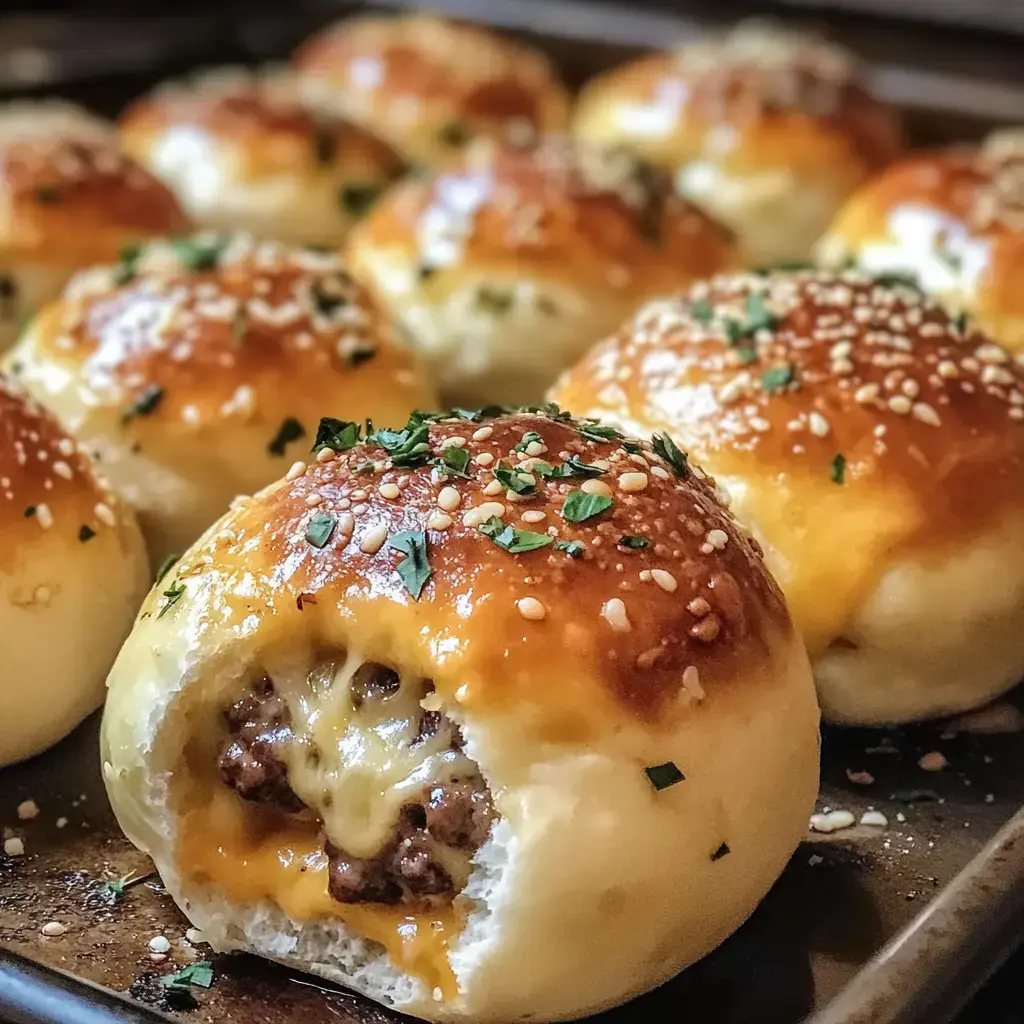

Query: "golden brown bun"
<box><xmin>572</xmin><ymin>18</ymin><xmax>902</xmax><ymax>265</ymax></box>
<box><xmin>0</xmin><ymin>373</ymin><xmax>148</xmax><ymax>766</ymax></box>
<box><xmin>552</xmin><ymin>269</ymin><xmax>1024</xmax><ymax>724</ymax></box>
<box><xmin>0</xmin><ymin>131</ymin><xmax>189</xmax><ymax>352</ymax></box>
<box><xmin>820</xmin><ymin>130</ymin><xmax>1024</xmax><ymax>353</ymax></box>
<box><xmin>2</xmin><ymin>233</ymin><xmax>437</xmax><ymax>563</ymax></box>
<box><xmin>347</xmin><ymin>136</ymin><xmax>736</xmax><ymax>406</ymax></box>
<box><xmin>119</xmin><ymin>66</ymin><xmax>405</xmax><ymax>247</ymax></box>
<box><xmin>102</xmin><ymin>405</ymin><xmax>818</xmax><ymax>1021</ymax></box>
<box><xmin>293</xmin><ymin>14</ymin><xmax>571</xmax><ymax>168</ymax></box>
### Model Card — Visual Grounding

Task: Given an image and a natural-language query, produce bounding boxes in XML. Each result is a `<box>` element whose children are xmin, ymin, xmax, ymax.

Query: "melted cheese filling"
<box><xmin>174</xmin><ymin>651</ymin><xmax>489</xmax><ymax>998</ymax></box>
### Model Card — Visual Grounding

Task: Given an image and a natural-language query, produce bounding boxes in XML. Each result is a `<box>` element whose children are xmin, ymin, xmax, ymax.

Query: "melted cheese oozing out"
<box><xmin>274</xmin><ymin>650</ymin><xmax>477</xmax><ymax>861</ymax></box>
<box><xmin>177</xmin><ymin>785</ymin><xmax>460</xmax><ymax>997</ymax></box>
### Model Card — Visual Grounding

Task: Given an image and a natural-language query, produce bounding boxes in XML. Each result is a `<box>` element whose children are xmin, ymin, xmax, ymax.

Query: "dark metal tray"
<box><xmin>2</xmin><ymin>2</ymin><xmax>1024</xmax><ymax>1023</ymax></box>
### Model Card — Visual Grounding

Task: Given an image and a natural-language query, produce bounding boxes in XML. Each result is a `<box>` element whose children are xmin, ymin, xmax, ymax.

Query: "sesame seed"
<box><xmin>463</xmin><ymin>502</ymin><xmax>505</xmax><ymax>528</ymax></box>
<box><xmin>887</xmin><ymin>395</ymin><xmax>912</xmax><ymax>415</ymax></box>
<box><xmin>982</xmin><ymin>365</ymin><xmax>1014</xmax><ymax>386</ymax></box>
<box><xmin>41</xmin><ymin>922</ymin><xmax>67</xmax><ymax>937</ymax></box>
<box><xmin>474</xmin><ymin>452</ymin><xmax>495</xmax><ymax>467</ymax></box>
<box><xmin>437</xmin><ymin>486</ymin><xmax>461</xmax><ymax>511</ymax></box>
<box><xmin>937</xmin><ymin>360</ymin><xmax>958</xmax><ymax>379</ymax></box>
<box><xmin>650</xmin><ymin>465</ymin><xmax>670</xmax><ymax>480</ymax></box>
<box><xmin>860</xmin><ymin>810</ymin><xmax>888</xmax><ymax>827</ymax></box>
<box><xmin>517</xmin><ymin>596</ymin><xmax>546</xmax><ymax>621</ymax></box>
<box><xmin>706</xmin><ymin>529</ymin><xmax>728</xmax><ymax>550</ymax></box>
<box><xmin>650</xmin><ymin>569</ymin><xmax>677</xmax><ymax>593</ymax></box>
<box><xmin>688</xmin><ymin>597</ymin><xmax>711</xmax><ymax>616</ymax></box>
<box><xmin>601</xmin><ymin>598</ymin><xmax>631</xmax><ymax>633</ymax></box>
<box><xmin>911</xmin><ymin>402</ymin><xmax>941</xmax><ymax>426</ymax></box>
<box><xmin>618</xmin><ymin>472</ymin><xmax>648</xmax><ymax>493</ymax></box>
<box><xmin>918</xmin><ymin>751</ymin><xmax>948</xmax><ymax>772</ymax></box>
<box><xmin>304</xmin><ymin>492</ymin><xmax>324</xmax><ymax>507</ymax></box>
<box><xmin>472</xmin><ymin>426</ymin><xmax>493</xmax><ymax>441</ymax></box>
<box><xmin>379</xmin><ymin>482</ymin><xmax>400</xmax><ymax>500</ymax></box>
<box><xmin>286</xmin><ymin>461</ymin><xmax>306</xmax><ymax>481</ymax></box>
<box><xmin>427</xmin><ymin>512</ymin><xmax>453</xmax><ymax>531</ymax></box>
<box><xmin>440</xmin><ymin>436</ymin><xmax>466</xmax><ymax>449</ymax></box>
<box><xmin>976</xmin><ymin>343</ymin><xmax>1008</xmax><ymax>364</ymax></box>
<box><xmin>521</xmin><ymin>510</ymin><xmax>546</xmax><ymax>523</ymax></box>
<box><xmin>682</xmin><ymin>665</ymin><xmax>705</xmax><ymax>700</ymax></box>
<box><xmin>316</xmin><ymin>447</ymin><xmax>337</xmax><ymax>463</ymax></box>
<box><xmin>52</xmin><ymin>460</ymin><xmax>73</xmax><ymax>480</ymax></box>
<box><xmin>854</xmin><ymin>383</ymin><xmax>880</xmax><ymax>403</ymax></box>
<box><xmin>808</xmin><ymin>412</ymin><xmax>830</xmax><ymax>437</ymax></box>
<box><xmin>148</xmin><ymin>935</ymin><xmax>171</xmax><ymax>953</ymax></box>
<box><xmin>525</xmin><ymin>441</ymin><xmax>546</xmax><ymax>457</ymax></box>
<box><xmin>582</xmin><ymin>479</ymin><xmax>612</xmax><ymax>498</ymax></box>
<box><xmin>35</xmin><ymin>503</ymin><xmax>52</xmax><ymax>528</ymax></box>
<box><xmin>483</xmin><ymin>479</ymin><xmax>504</xmax><ymax>497</ymax></box>
<box><xmin>3</xmin><ymin>837</ymin><xmax>24</xmax><ymax>857</ymax></box>
<box><xmin>830</xmin><ymin>341</ymin><xmax>853</xmax><ymax>360</ymax></box>
<box><xmin>591</xmin><ymin>459</ymin><xmax>611</xmax><ymax>470</ymax></box>
<box><xmin>358</xmin><ymin>524</ymin><xmax>388</xmax><ymax>554</ymax></box>
<box><xmin>16</xmin><ymin>800</ymin><xmax>38</xmax><ymax>820</ymax></box>
<box><xmin>690</xmin><ymin>614</ymin><xmax>721</xmax><ymax>641</ymax></box>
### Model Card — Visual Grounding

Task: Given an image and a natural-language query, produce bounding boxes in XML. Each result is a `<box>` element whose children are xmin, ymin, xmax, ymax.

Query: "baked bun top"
<box><xmin>348</xmin><ymin>136</ymin><xmax>736</xmax><ymax>297</ymax></box>
<box><xmin>573</xmin><ymin>18</ymin><xmax>900</xmax><ymax>177</ymax></box>
<box><xmin>0</xmin><ymin>99</ymin><xmax>114</xmax><ymax>144</ymax></box>
<box><xmin>164</xmin><ymin>406</ymin><xmax>792</xmax><ymax>729</ymax></box>
<box><xmin>0</xmin><ymin>373</ymin><xmax>125</xmax><ymax>553</ymax></box>
<box><xmin>0</xmin><ymin>134</ymin><xmax>189</xmax><ymax>265</ymax></box>
<box><xmin>822</xmin><ymin>131</ymin><xmax>1024</xmax><ymax>339</ymax></box>
<box><xmin>119</xmin><ymin>65</ymin><xmax>404</xmax><ymax>197</ymax></box>
<box><xmin>551</xmin><ymin>270</ymin><xmax>1024</xmax><ymax>649</ymax></box>
<box><xmin>292</xmin><ymin>14</ymin><xmax>572</xmax><ymax>166</ymax></box>
<box><xmin>17</xmin><ymin>233</ymin><xmax>423</xmax><ymax>440</ymax></box>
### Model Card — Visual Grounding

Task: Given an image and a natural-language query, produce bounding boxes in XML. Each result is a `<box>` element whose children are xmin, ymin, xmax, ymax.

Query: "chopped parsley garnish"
<box><xmin>338</xmin><ymin>182</ymin><xmax>381</xmax><ymax>217</ymax></box>
<box><xmin>91</xmin><ymin>870</ymin><xmax>154</xmax><ymax>905</ymax></box>
<box><xmin>171</xmin><ymin>236</ymin><xmax>225</xmax><ymax>272</ymax></box>
<box><xmin>388</xmin><ymin>530</ymin><xmax>431</xmax><ymax>599</ymax></box>
<box><xmin>754</xmin><ymin>260</ymin><xmax>814</xmax><ymax>274</ymax></box>
<box><xmin>439</xmin><ymin>119</ymin><xmax>470</xmax><ymax>147</ymax></box>
<box><xmin>353</xmin><ymin>460</ymin><xmax>375</xmax><ymax>475</ymax></box>
<box><xmin>514</xmin><ymin>431</ymin><xmax>544</xmax><ymax>453</ymax></box>
<box><xmin>890</xmin><ymin>788</ymin><xmax>941</xmax><ymax>804</ymax></box>
<box><xmin>555</xmin><ymin>539</ymin><xmax>585</xmax><ymax>558</ymax></box>
<box><xmin>437</xmin><ymin>445</ymin><xmax>471</xmax><ymax>478</ymax></box>
<box><xmin>645</xmin><ymin>762</ymin><xmax>685</xmax><ymax>791</ymax></box>
<box><xmin>761</xmin><ymin>363</ymin><xmax>798</xmax><ymax>395</ymax></box>
<box><xmin>873</xmin><ymin>271</ymin><xmax>921</xmax><ymax>290</ymax></box>
<box><xmin>78</xmin><ymin>525</ymin><xmax>96</xmax><ymax>543</ymax></box>
<box><xmin>579</xmin><ymin>422</ymin><xmax>623</xmax><ymax>444</ymax></box>
<box><xmin>347</xmin><ymin>346</ymin><xmax>376</xmax><ymax>367</ymax></box>
<box><xmin>158</xmin><ymin>578</ymin><xmax>186</xmax><ymax>619</ymax></box>
<box><xmin>34</xmin><ymin>185</ymin><xmax>62</xmax><ymax>204</ymax></box>
<box><xmin>367</xmin><ymin>417</ymin><xmax>431</xmax><ymax>467</ymax></box>
<box><xmin>711</xmin><ymin>842</ymin><xmax>731</xmax><ymax>861</ymax></box>
<box><xmin>533</xmin><ymin>455</ymin><xmax>604</xmax><ymax>479</ymax></box>
<box><xmin>744</xmin><ymin>291</ymin><xmax>777</xmax><ymax>334</ymax></box>
<box><xmin>417</xmin><ymin>263</ymin><xmax>438</xmax><ymax>282</ymax></box>
<box><xmin>122</xmin><ymin>385</ymin><xmax>165</xmax><ymax>424</ymax></box>
<box><xmin>311</xmin><ymin>284</ymin><xmax>347</xmax><ymax>316</ymax></box>
<box><xmin>561</xmin><ymin>489</ymin><xmax>612</xmax><ymax>523</ymax></box>
<box><xmin>494</xmin><ymin>460</ymin><xmax>536</xmax><ymax>495</ymax></box>
<box><xmin>268</xmin><ymin>417</ymin><xmax>305</xmax><ymax>456</ymax></box>
<box><xmin>478</xmin><ymin>517</ymin><xmax>553</xmax><ymax>553</ymax></box>
<box><xmin>618</xmin><ymin>534</ymin><xmax>650</xmax><ymax>549</ymax></box>
<box><xmin>112</xmin><ymin>243</ymin><xmax>141</xmax><ymax>286</ymax></box>
<box><xmin>954</xmin><ymin>312</ymin><xmax>970</xmax><ymax>334</ymax></box>
<box><xmin>154</xmin><ymin>553</ymin><xmax>179</xmax><ymax>583</ymax></box>
<box><xmin>475</xmin><ymin>287</ymin><xmax>513</xmax><ymax>315</ymax></box>
<box><xmin>651</xmin><ymin>432</ymin><xmax>690</xmax><ymax>478</ymax></box>
<box><xmin>160</xmin><ymin>961</ymin><xmax>214</xmax><ymax>1008</ymax></box>
<box><xmin>312</xmin><ymin>417</ymin><xmax>360</xmax><ymax>454</ymax></box>
<box><xmin>830</xmin><ymin>453</ymin><xmax>846</xmax><ymax>485</ymax></box>
<box><xmin>305</xmin><ymin>512</ymin><xmax>336</xmax><ymax>548</ymax></box>
<box><xmin>690</xmin><ymin>298</ymin><xmax>713</xmax><ymax>325</ymax></box>
<box><xmin>24</xmin><ymin>505</ymin><xmax>36</xmax><ymax>518</ymax></box>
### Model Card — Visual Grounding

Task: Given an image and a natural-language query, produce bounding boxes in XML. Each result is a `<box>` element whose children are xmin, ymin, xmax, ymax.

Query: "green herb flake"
<box><xmin>112</xmin><ymin>243</ymin><xmax>141</xmax><ymax>286</ymax></box>
<box><xmin>417</xmin><ymin>263</ymin><xmax>438</xmax><ymax>282</ymax></box>
<box><xmin>475</xmin><ymin>287</ymin><xmax>513</xmax><ymax>316</ymax></box>
<box><xmin>711</xmin><ymin>842</ymin><xmax>731</xmax><ymax>861</ymax></box>
<box><xmin>78</xmin><ymin>524</ymin><xmax>96</xmax><ymax>543</ymax></box>
<box><xmin>579</xmin><ymin>422</ymin><xmax>624</xmax><ymax>444</ymax></box>
<box><xmin>735</xmin><ymin>345</ymin><xmax>758</xmax><ymax>366</ymax></box>
<box><xmin>874</xmin><ymin>271</ymin><xmax>921</xmax><ymax>291</ymax></box>
<box><xmin>171</xmin><ymin>236</ymin><xmax>225</xmax><ymax>272</ymax></box>
<box><xmin>494</xmin><ymin>460</ymin><xmax>536</xmax><ymax>495</ymax></box>
<box><xmin>161</xmin><ymin>960</ymin><xmax>214</xmax><ymax>1007</ymax></box>
<box><xmin>122</xmin><ymin>385</ymin><xmax>164</xmax><ymax>424</ymax></box>
<box><xmin>513</xmin><ymin>431</ymin><xmax>544</xmax><ymax>453</ymax></box>
<box><xmin>744</xmin><ymin>291</ymin><xmax>777</xmax><ymax>335</ymax></box>
<box><xmin>754</xmin><ymin>260</ymin><xmax>815</xmax><ymax>274</ymax></box>
<box><xmin>339</xmin><ymin>182</ymin><xmax>381</xmax><ymax>217</ymax></box>
<box><xmin>561</xmin><ymin>489</ymin><xmax>612</xmax><ymax>523</ymax></box>
<box><xmin>353</xmin><ymin>460</ymin><xmax>376</xmax><ymax>476</ymax></box>
<box><xmin>24</xmin><ymin>505</ymin><xmax>36</xmax><ymax>518</ymax></box>
<box><xmin>555</xmin><ymin>539</ymin><xmax>585</xmax><ymax>558</ymax></box>
<box><xmin>312</xmin><ymin>417</ymin><xmax>360</xmax><ymax>454</ymax></box>
<box><xmin>477</xmin><ymin>517</ymin><xmax>553</xmax><ymax>553</ymax></box>
<box><xmin>312</xmin><ymin>283</ymin><xmax>347</xmax><ymax>316</ymax></box>
<box><xmin>954</xmin><ymin>312</ymin><xmax>970</xmax><ymax>334</ymax></box>
<box><xmin>91</xmin><ymin>870</ymin><xmax>154</xmax><ymax>905</ymax></box>
<box><xmin>618</xmin><ymin>534</ymin><xmax>650</xmax><ymax>549</ymax></box>
<box><xmin>761</xmin><ymin>363</ymin><xmax>798</xmax><ymax>395</ymax></box>
<box><xmin>35</xmin><ymin>185</ymin><xmax>62</xmax><ymax>204</ymax></box>
<box><xmin>690</xmin><ymin>298</ymin><xmax>713</xmax><ymax>325</ymax></box>
<box><xmin>439</xmin><ymin>119</ymin><xmax>470</xmax><ymax>147</ymax></box>
<box><xmin>651</xmin><ymin>432</ymin><xmax>690</xmax><ymax>478</ymax></box>
<box><xmin>534</xmin><ymin>455</ymin><xmax>604</xmax><ymax>480</ymax></box>
<box><xmin>367</xmin><ymin>417</ymin><xmax>431</xmax><ymax>468</ymax></box>
<box><xmin>268</xmin><ymin>417</ymin><xmax>305</xmax><ymax>457</ymax></box>
<box><xmin>830</xmin><ymin>453</ymin><xmax>847</xmax><ymax>485</ymax></box>
<box><xmin>388</xmin><ymin>530</ymin><xmax>431</xmax><ymax>599</ymax></box>
<box><xmin>305</xmin><ymin>512</ymin><xmax>336</xmax><ymax>549</ymax></box>
<box><xmin>437</xmin><ymin>445</ymin><xmax>471</xmax><ymax>478</ymax></box>
<box><xmin>154</xmin><ymin>553</ymin><xmax>179</xmax><ymax>583</ymax></box>
<box><xmin>645</xmin><ymin>761</ymin><xmax>685</xmax><ymax>791</ymax></box>
<box><xmin>158</xmin><ymin>578</ymin><xmax>186</xmax><ymax>619</ymax></box>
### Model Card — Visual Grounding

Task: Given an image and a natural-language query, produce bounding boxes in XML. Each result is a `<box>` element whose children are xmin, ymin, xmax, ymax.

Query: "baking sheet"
<box><xmin>2</xmin><ymin>2</ymin><xmax>1024</xmax><ymax>1022</ymax></box>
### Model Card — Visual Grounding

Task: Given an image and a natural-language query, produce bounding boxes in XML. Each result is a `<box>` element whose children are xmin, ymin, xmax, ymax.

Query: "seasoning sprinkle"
<box><xmin>645</xmin><ymin>762</ymin><xmax>685</xmax><ymax>791</ymax></box>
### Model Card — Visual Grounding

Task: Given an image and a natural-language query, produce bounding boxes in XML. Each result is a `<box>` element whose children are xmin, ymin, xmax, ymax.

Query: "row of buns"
<box><xmin>1</xmin><ymin>10</ymin><xmax>1023</xmax><ymax>1024</ymax></box>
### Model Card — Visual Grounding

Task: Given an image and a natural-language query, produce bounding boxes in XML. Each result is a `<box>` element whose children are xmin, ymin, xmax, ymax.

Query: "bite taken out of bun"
<box><xmin>101</xmin><ymin>405</ymin><xmax>819</xmax><ymax>1022</ymax></box>
<box><xmin>552</xmin><ymin>269</ymin><xmax>1024</xmax><ymax>724</ymax></box>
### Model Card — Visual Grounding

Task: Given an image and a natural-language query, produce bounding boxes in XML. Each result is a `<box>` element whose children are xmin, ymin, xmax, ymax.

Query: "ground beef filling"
<box><xmin>217</xmin><ymin>668</ymin><xmax>496</xmax><ymax>906</ymax></box>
